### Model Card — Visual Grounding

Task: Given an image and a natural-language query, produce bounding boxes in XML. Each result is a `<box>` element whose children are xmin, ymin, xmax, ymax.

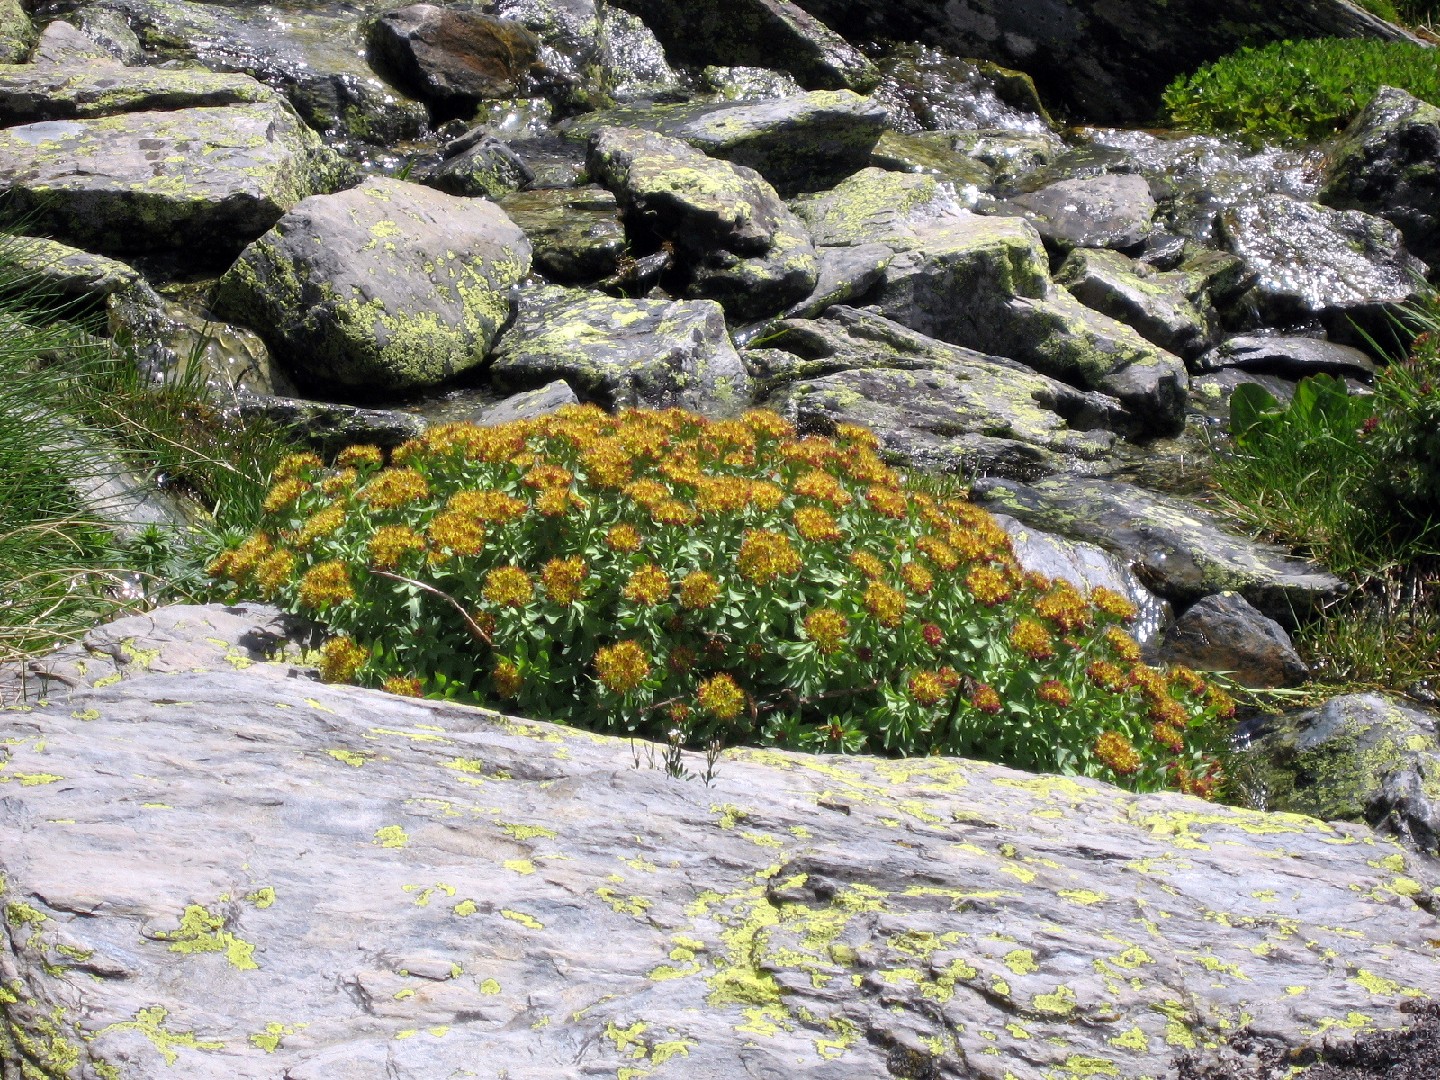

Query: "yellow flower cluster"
<box><xmin>624</xmin><ymin>564</ymin><xmax>671</xmax><ymax>606</ymax></box>
<box><xmin>696</xmin><ymin>673</ymin><xmax>746</xmax><ymax>719</ymax></box>
<box><xmin>483</xmin><ymin>566</ymin><xmax>533</xmax><ymax>608</ymax></box>
<box><xmin>736</xmin><ymin>529</ymin><xmax>801</xmax><ymax>584</ymax></box>
<box><xmin>298</xmin><ymin>560</ymin><xmax>355</xmax><ymax>609</ymax></box>
<box><xmin>542</xmin><ymin>557</ymin><xmax>588</xmax><ymax>604</ymax></box>
<box><xmin>594</xmin><ymin>640</ymin><xmax>650</xmax><ymax>694</ymax></box>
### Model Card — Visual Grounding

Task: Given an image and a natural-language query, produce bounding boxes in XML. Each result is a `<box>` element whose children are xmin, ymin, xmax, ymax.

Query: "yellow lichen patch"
<box><xmin>711</xmin><ymin>803</ymin><xmax>748</xmax><ymax>829</ymax></box>
<box><xmin>1193</xmin><ymin>954</ymin><xmax>1249</xmax><ymax>981</ymax></box>
<box><xmin>246</xmin><ymin>887</ymin><xmax>276</xmax><ymax>910</ymax></box>
<box><xmin>1058</xmin><ymin>889</ymin><xmax>1107</xmax><ymax>905</ymax></box>
<box><xmin>1369</xmin><ymin>853</ymin><xmax>1407</xmax><ymax>873</ymax></box>
<box><xmin>739</xmin><ymin>830</ymin><xmax>784</xmax><ymax>848</ymax></box>
<box><xmin>1109</xmin><ymin>1026</ymin><xmax>1149</xmax><ymax>1052</ymax></box>
<box><xmin>373</xmin><ymin>825</ymin><xmax>409</xmax><ymax>848</ymax></box>
<box><xmin>621</xmin><ymin>855</ymin><xmax>659</xmax><ymax>873</ymax></box>
<box><xmin>479</xmin><ymin>978</ymin><xmax>501</xmax><ymax>994</ymax></box>
<box><xmin>736</xmin><ymin>1004</ymin><xmax>790</xmax><ymax>1037</ymax></box>
<box><xmin>1057</xmin><ymin>1054</ymin><xmax>1120</xmax><ymax>1076</ymax></box>
<box><xmin>1109</xmin><ymin>946</ymin><xmax>1153</xmax><ymax>969</ymax></box>
<box><xmin>155</xmin><ymin>904</ymin><xmax>258</xmax><ymax>970</ymax></box>
<box><xmin>1153</xmin><ymin>1001</ymin><xmax>1197</xmax><ymax>1048</ymax></box>
<box><xmin>4</xmin><ymin>772</ymin><xmax>63</xmax><ymax>786</ymax></box>
<box><xmin>96</xmin><ymin>1006</ymin><xmax>224</xmax><ymax>1065</ymax></box>
<box><xmin>70</xmin><ymin>709</ymin><xmax>100</xmax><ymax>722</ymax></box>
<box><xmin>995</xmin><ymin>776</ymin><xmax>1097</xmax><ymax>800</ymax></box>
<box><xmin>596</xmin><ymin>888</ymin><xmax>652</xmax><ymax>918</ymax></box>
<box><xmin>1031</xmin><ymin>985</ymin><xmax>1078</xmax><ymax>1017</ymax></box>
<box><xmin>500</xmin><ymin>908</ymin><xmax>544</xmax><ymax>930</ymax></box>
<box><xmin>500</xmin><ymin>822</ymin><xmax>557</xmax><ymax>841</ymax></box>
<box><xmin>368</xmin><ymin>726</ymin><xmax>449</xmax><ymax>743</ymax></box>
<box><xmin>999</xmin><ymin>863</ymin><xmax>1037</xmax><ymax>884</ymax></box>
<box><xmin>453</xmin><ymin>899</ymin><xmax>478</xmax><ymax>917</ymax></box>
<box><xmin>403</xmin><ymin>883</ymin><xmax>456</xmax><ymax>907</ymax></box>
<box><xmin>503</xmin><ymin>859</ymin><xmax>536</xmax><ymax>875</ymax></box>
<box><xmin>1004</xmin><ymin>949</ymin><xmax>1038</xmax><ymax>976</ymax></box>
<box><xmin>249</xmin><ymin>1022</ymin><xmax>306</xmax><ymax>1053</ymax></box>
<box><xmin>326</xmin><ymin>749</ymin><xmax>369</xmax><ymax>767</ymax></box>
<box><xmin>1349</xmin><ymin>969</ymin><xmax>1424</xmax><ymax>996</ymax></box>
<box><xmin>814</xmin><ymin>1016</ymin><xmax>860</xmax><ymax>1059</ymax></box>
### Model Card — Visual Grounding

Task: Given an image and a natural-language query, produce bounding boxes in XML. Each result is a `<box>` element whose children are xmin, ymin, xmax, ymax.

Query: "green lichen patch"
<box><xmin>155</xmin><ymin>903</ymin><xmax>259</xmax><ymax>970</ymax></box>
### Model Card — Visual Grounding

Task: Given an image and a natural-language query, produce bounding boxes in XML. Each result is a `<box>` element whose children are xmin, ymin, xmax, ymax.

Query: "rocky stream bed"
<box><xmin>2</xmin><ymin>0</ymin><xmax>1440</xmax><ymax>1076</ymax></box>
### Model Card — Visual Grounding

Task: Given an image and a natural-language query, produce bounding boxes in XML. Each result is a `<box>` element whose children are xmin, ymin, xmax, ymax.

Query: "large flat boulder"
<box><xmin>0</xmin><ymin>604</ymin><xmax>1437</xmax><ymax>1079</ymax></box>
<box><xmin>489</xmin><ymin>284</ymin><xmax>750</xmax><ymax>414</ymax></box>
<box><xmin>213</xmin><ymin>177</ymin><xmax>532</xmax><ymax>394</ymax></box>
<box><xmin>0</xmin><ymin>61</ymin><xmax>277</xmax><ymax>126</ymax></box>
<box><xmin>0</xmin><ymin>103</ymin><xmax>343</xmax><ymax>263</ymax></box>
<box><xmin>788</xmin><ymin>0</ymin><xmax>1417</xmax><ymax>123</ymax></box>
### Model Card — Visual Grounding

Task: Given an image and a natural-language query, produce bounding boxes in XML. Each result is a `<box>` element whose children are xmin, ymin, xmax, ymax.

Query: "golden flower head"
<box><xmin>605</xmin><ymin>523</ymin><xmax>644</xmax><ymax>553</ymax></box>
<box><xmin>207</xmin><ymin>532</ymin><xmax>273</xmax><ymax>582</ymax></box>
<box><xmin>970</xmin><ymin>683</ymin><xmax>1002</xmax><ymax>714</ymax></box>
<box><xmin>900</xmin><ymin>562</ymin><xmax>934</xmax><ymax>595</ymax></box>
<box><xmin>483</xmin><ymin>565</ymin><xmax>534</xmax><ymax>608</ymax></box>
<box><xmin>679</xmin><ymin>570</ymin><xmax>722</xmax><ymax>609</ymax></box>
<box><xmin>426</xmin><ymin>510</ymin><xmax>487</xmax><ymax>558</ymax></box>
<box><xmin>834</xmin><ymin>423</ymin><xmax>879</xmax><ymax>450</ymax></box>
<box><xmin>357</xmin><ymin>468</ymin><xmax>431</xmax><ymax>511</ymax></box>
<box><xmin>908</xmin><ymin>669</ymin><xmax>951</xmax><ymax>707</ymax></box>
<box><xmin>1037</xmin><ymin>679</ymin><xmax>1073</xmax><ymax>707</ymax></box>
<box><xmin>865</xmin><ymin>485</ymin><xmax>908</xmax><ymax>519</ymax></box>
<box><xmin>624</xmin><ymin>563</ymin><xmax>671</xmax><ymax>606</ymax></box>
<box><xmin>965</xmin><ymin>565</ymin><xmax>1014</xmax><ymax>607</ymax></box>
<box><xmin>915</xmin><ymin>534</ymin><xmax>959</xmax><ymax>571</ymax></box>
<box><xmin>319</xmin><ymin>468</ymin><xmax>358</xmax><ymax>496</ymax></box>
<box><xmin>383</xmin><ymin>675</ymin><xmax>424</xmax><ymax>698</ymax></box>
<box><xmin>802</xmin><ymin>607</ymin><xmax>848</xmax><ymax>654</ymax></box>
<box><xmin>295</xmin><ymin>504</ymin><xmax>346</xmax><ymax>549</ymax></box>
<box><xmin>1034</xmin><ymin>583</ymin><xmax>1091</xmax><ymax>632</ymax></box>
<box><xmin>1104</xmin><ymin>626</ymin><xmax>1142</xmax><ymax>663</ymax></box>
<box><xmin>1095</xmin><ymin>731</ymin><xmax>1142</xmax><ymax>776</ymax></box>
<box><xmin>535</xmin><ymin>486</ymin><xmax>578</xmax><ymax>517</ymax></box>
<box><xmin>274</xmin><ymin>452</ymin><xmax>324</xmax><ymax>480</ymax></box>
<box><xmin>1091</xmin><ymin>586</ymin><xmax>1138</xmax><ymax>622</ymax></box>
<box><xmin>793</xmin><ymin>469</ymin><xmax>850</xmax><ymax>507</ymax></box>
<box><xmin>297</xmin><ymin>560</ymin><xmax>356</xmax><ymax>609</ymax></box>
<box><xmin>736</xmin><ymin>529</ymin><xmax>801</xmax><ymax>584</ymax></box>
<box><xmin>652</xmin><ymin>499</ymin><xmax>700</xmax><ymax>527</ymax></box>
<box><xmin>1009</xmin><ymin>618</ymin><xmax>1054</xmax><ymax>661</ymax></box>
<box><xmin>369</xmin><ymin>524</ymin><xmax>425</xmax><ymax>570</ymax></box>
<box><xmin>319</xmin><ymin>636</ymin><xmax>368</xmax><ymax>684</ymax></box>
<box><xmin>849</xmin><ymin>550</ymin><xmax>887</xmax><ymax>580</ymax></box>
<box><xmin>594</xmin><ymin>640</ymin><xmax>651</xmax><ymax>694</ymax></box>
<box><xmin>541</xmin><ymin>557</ymin><xmax>588</xmax><ymax>605</ymax></box>
<box><xmin>336</xmin><ymin>444</ymin><xmax>384</xmax><ymax>470</ymax></box>
<box><xmin>741</xmin><ymin>410</ymin><xmax>794</xmax><ymax>440</ymax></box>
<box><xmin>696</xmin><ymin>673</ymin><xmax>746</xmax><ymax>719</ymax></box>
<box><xmin>863</xmin><ymin>581</ymin><xmax>907</xmax><ymax>628</ymax></box>
<box><xmin>1086</xmin><ymin>660</ymin><xmax>1127</xmax><ymax>694</ymax></box>
<box><xmin>696</xmin><ymin>476</ymin><xmax>752</xmax><ymax>515</ymax></box>
<box><xmin>449</xmin><ymin>489</ymin><xmax>526</xmax><ymax>524</ymax></box>
<box><xmin>523</xmin><ymin>464</ymin><xmax>574</xmax><ymax>490</ymax></box>
<box><xmin>794</xmin><ymin>506</ymin><xmax>842</xmax><ymax>543</ymax></box>
<box><xmin>263</xmin><ymin>477</ymin><xmax>311</xmax><ymax>515</ymax></box>
<box><xmin>254</xmin><ymin>548</ymin><xmax>296</xmax><ymax>598</ymax></box>
<box><xmin>493</xmin><ymin>658</ymin><xmax>523</xmax><ymax>698</ymax></box>
<box><xmin>747</xmin><ymin>480</ymin><xmax>785</xmax><ymax>511</ymax></box>
<box><xmin>1151</xmin><ymin>721</ymin><xmax>1185</xmax><ymax>753</ymax></box>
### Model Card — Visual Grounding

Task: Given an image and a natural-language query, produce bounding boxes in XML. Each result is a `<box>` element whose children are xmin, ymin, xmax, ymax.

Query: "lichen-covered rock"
<box><xmin>1058</xmin><ymin>248</ymin><xmax>1221</xmax><ymax>361</ymax></box>
<box><xmin>489</xmin><ymin>284</ymin><xmax>749</xmax><ymax>414</ymax></box>
<box><xmin>1159</xmin><ymin>592</ymin><xmax>1310</xmax><ymax>689</ymax></box>
<box><xmin>425</xmin><ymin>133</ymin><xmax>534</xmax><ymax>199</ymax></box>
<box><xmin>497</xmin><ymin>186</ymin><xmax>628</xmax><ymax>283</ymax></box>
<box><xmin>756</xmin><ymin>305</ymin><xmax>1123</xmax><ymax>478</ymax></box>
<box><xmin>0</xmin><ymin>60</ymin><xmax>279</xmax><ymax>125</ymax></box>
<box><xmin>971</xmin><ymin>476</ymin><xmax>1347</xmax><ymax>624</ymax></box>
<box><xmin>1197</xmin><ymin>335</ymin><xmax>1378</xmax><ymax>380</ymax></box>
<box><xmin>867</xmin><ymin>216</ymin><xmax>1189</xmax><ymax>434</ymax></box>
<box><xmin>1</xmin><ymin>604</ymin><xmax>1437</xmax><ymax>1079</ymax></box>
<box><xmin>366</xmin><ymin>4</ymin><xmax>542</xmax><ymax>111</ymax></box>
<box><xmin>1321</xmin><ymin>87</ymin><xmax>1440</xmax><ymax>269</ymax></box>
<box><xmin>587</xmin><ymin>125</ymin><xmax>818</xmax><ymax>319</ymax></box>
<box><xmin>564</xmin><ymin>90</ymin><xmax>889</xmax><ymax>194</ymax></box>
<box><xmin>477</xmin><ymin>379</ymin><xmax>580</xmax><ymax>425</ymax></box>
<box><xmin>1242</xmin><ymin>693</ymin><xmax>1440</xmax><ymax>858</ymax></box>
<box><xmin>605</xmin><ymin>0</ymin><xmax>878</xmax><ymax>92</ymax></box>
<box><xmin>76</xmin><ymin>0</ymin><xmax>428</xmax><ymax>144</ymax></box>
<box><xmin>1220</xmin><ymin>194</ymin><xmax>1424</xmax><ymax>341</ymax></box>
<box><xmin>0</xmin><ymin>235</ymin><xmax>141</xmax><ymax>300</ymax></box>
<box><xmin>27</xmin><ymin>20</ymin><xmax>111</xmax><ymax>65</ymax></box>
<box><xmin>213</xmin><ymin>177</ymin><xmax>532</xmax><ymax>394</ymax></box>
<box><xmin>872</xmin><ymin>44</ymin><xmax>1054</xmax><ymax>135</ymax></box>
<box><xmin>1006</xmin><ymin>173</ymin><xmax>1156</xmax><ymax>251</ymax></box>
<box><xmin>0</xmin><ymin>0</ymin><xmax>33</xmax><ymax>64</ymax></box>
<box><xmin>234</xmin><ymin>395</ymin><xmax>427</xmax><ymax>452</ymax></box>
<box><xmin>791</xmin><ymin>166</ymin><xmax>969</xmax><ymax>249</ymax></box>
<box><xmin>0</xmin><ymin>103</ymin><xmax>343</xmax><ymax>263</ymax></box>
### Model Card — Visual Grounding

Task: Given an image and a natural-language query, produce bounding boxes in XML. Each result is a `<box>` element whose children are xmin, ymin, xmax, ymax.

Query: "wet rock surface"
<box><xmin>213</xmin><ymin>177</ymin><xmax>532</xmax><ymax>394</ymax></box>
<box><xmin>1158</xmin><ymin>592</ymin><xmax>1310</xmax><ymax>689</ymax></box>
<box><xmin>1057</xmin><ymin>248</ymin><xmax>1220</xmax><ymax>361</ymax></box>
<box><xmin>1197</xmin><ymin>335</ymin><xmax>1378</xmax><ymax>380</ymax></box>
<box><xmin>1</xmin><ymin>605</ymin><xmax>1438</xmax><ymax>1080</ymax></box>
<box><xmin>0</xmin><ymin>59</ymin><xmax>278</xmax><ymax>125</ymax></box>
<box><xmin>1005</xmin><ymin>172</ymin><xmax>1157</xmax><ymax>251</ymax></box>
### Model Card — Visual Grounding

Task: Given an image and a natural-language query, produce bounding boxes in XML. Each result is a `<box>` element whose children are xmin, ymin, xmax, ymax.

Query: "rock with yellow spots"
<box><xmin>213</xmin><ymin>177</ymin><xmax>533</xmax><ymax>393</ymax></box>
<box><xmin>1</xmin><ymin>604</ymin><xmax>1438</xmax><ymax>1078</ymax></box>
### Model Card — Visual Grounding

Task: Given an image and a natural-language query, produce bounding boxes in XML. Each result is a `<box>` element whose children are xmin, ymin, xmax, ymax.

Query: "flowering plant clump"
<box><xmin>208</xmin><ymin>406</ymin><xmax>1233</xmax><ymax>795</ymax></box>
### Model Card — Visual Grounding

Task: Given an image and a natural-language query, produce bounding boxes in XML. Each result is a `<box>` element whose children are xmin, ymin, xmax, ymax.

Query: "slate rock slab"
<box><xmin>1242</xmin><ymin>693</ymin><xmax>1440</xmax><ymax>858</ymax></box>
<box><xmin>213</xmin><ymin>177</ymin><xmax>532</xmax><ymax>395</ymax></box>
<box><xmin>1322</xmin><ymin>87</ymin><xmax>1440</xmax><ymax>270</ymax></box>
<box><xmin>1057</xmin><ymin>247</ymin><xmax>1221</xmax><ymax>362</ymax></box>
<box><xmin>497</xmin><ymin>185</ymin><xmax>628</xmax><ymax>283</ymax></box>
<box><xmin>0</xmin><ymin>61</ymin><xmax>278</xmax><ymax>126</ymax></box>
<box><xmin>1197</xmin><ymin>335</ymin><xmax>1377</xmax><ymax>380</ymax></box>
<box><xmin>1006</xmin><ymin>173</ymin><xmax>1157</xmax><ymax>251</ymax></box>
<box><xmin>489</xmin><ymin>284</ymin><xmax>750</xmax><ymax>414</ymax></box>
<box><xmin>1</xmin><ymin>604</ymin><xmax>1438</xmax><ymax>1079</ymax></box>
<box><xmin>0</xmin><ymin>103</ymin><xmax>343</xmax><ymax>263</ymax></box>
<box><xmin>971</xmin><ymin>476</ymin><xmax>1347</xmax><ymax>625</ymax></box>
<box><xmin>1159</xmin><ymin>591</ymin><xmax>1310</xmax><ymax>689</ymax></box>
<box><xmin>366</xmin><ymin>4</ymin><xmax>542</xmax><ymax>111</ymax></box>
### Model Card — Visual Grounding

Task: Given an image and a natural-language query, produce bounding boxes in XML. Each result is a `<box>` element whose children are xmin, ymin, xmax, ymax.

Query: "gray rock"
<box><xmin>1</xmin><ymin>603</ymin><xmax>1437</xmax><ymax>1079</ymax></box>
<box><xmin>995</xmin><ymin>515</ymin><xmax>1170</xmax><ymax>646</ymax></box>
<box><xmin>867</xmin><ymin>130</ymin><xmax>994</xmax><ymax>187</ymax></box>
<box><xmin>564</xmin><ymin>91</ymin><xmax>889</xmax><ymax>195</ymax></box>
<box><xmin>0</xmin><ymin>0</ymin><xmax>32</xmax><ymax>64</ymax></box>
<box><xmin>760</xmin><ymin>242</ymin><xmax>893</xmax><ymax>326</ymax></box>
<box><xmin>872</xmin><ymin>45</ymin><xmax>1054</xmax><ymax>135</ymax></box>
<box><xmin>757</xmin><ymin>306</ymin><xmax>1123</xmax><ymax>478</ymax></box>
<box><xmin>790</xmin><ymin>167</ymin><xmax>969</xmax><ymax>249</ymax></box>
<box><xmin>0</xmin><ymin>59</ymin><xmax>278</xmax><ymax>125</ymax></box>
<box><xmin>1057</xmin><ymin>248</ymin><xmax>1221</xmax><ymax>361</ymax></box>
<box><xmin>426</xmin><ymin>135</ymin><xmax>534</xmax><ymax>199</ymax></box>
<box><xmin>497</xmin><ymin>185</ymin><xmax>628</xmax><ymax>283</ymax></box>
<box><xmin>587</xmin><ymin>126</ymin><xmax>818</xmax><ymax>319</ymax></box>
<box><xmin>0</xmin><ymin>234</ymin><xmax>140</xmax><ymax>300</ymax></box>
<box><xmin>367</xmin><ymin>4</ymin><xmax>541</xmax><ymax>111</ymax></box>
<box><xmin>491</xmin><ymin>0</ymin><xmax>680</xmax><ymax>104</ymax></box>
<box><xmin>971</xmin><ymin>475</ymin><xmax>1347</xmax><ymax>624</ymax></box>
<box><xmin>1197</xmin><ymin>335</ymin><xmax>1378</xmax><ymax>380</ymax></box>
<box><xmin>233</xmin><ymin>395</ymin><xmax>427</xmax><ymax>452</ymax></box>
<box><xmin>791</xmin><ymin>0</ymin><xmax>1415</xmax><ymax>123</ymax></box>
<box><xmin>490</xmin><ymin>284</ymin><xmax>750</xmax><ymax>414</ymax></box>
<box><xmin>605</xmin><ymin>0</ymin><xmax>879</xmax><ymax>92</ymax></box>
<box><xmin>867</xmin><ymin>215</ymin><xmax>1189</xmax><ymax>434</ymax></box>
<box><xmin>1242</xmin><ymin>693</ymin><xmax>1440</xmax><ymax>857</ymax></box>
<box><xmin>0</xmin><ymin>103</ymin><xmax>343</xmax><ymax>264</ymax></box>
<box><xmin>477</xmin><ymin>379</ymin><xmax>580</xmax><ymax>424</ymax></box>
<box><xmin>1189</xmin><ymin>368</ymin><xmax>1301</xmax><ymax>422</ymax></box>
<box><xmin>1159</xmin><ymin>591</ymin><xmax>1310</xmax><ymax>689</ymax></box>
<box><xmin>950</xmin><ymin>128</ymin><xmax>1068</xmax><ymax>188</ymax></box>
<box><xmin>699</xmin><ymin>65</ymin><xmax>803</xmax><ymax>101</ymax></box>
<box><xmin>27</xmin><ymin>20</ymin><xmax>111</xmax><ymax>64</ymax></box>
<box><xmin>213</xmin><ymin>177</ymin><xmax>532</xmax><ymax>394</ymax></box>
<box><xmin>1321</xmin><ymin>86</ymin><xmax>1440</xmax><ymax>269</ymax></box>
<box><xmin>1220</xmin><ymin>194</ymin><xmax>1424</xmax><ymax>341</ymax></box>
<box><xmin>74</xmin><ymin>0</ymin><xmax>428</xmax><ymax>144</ymax></box>
<box><xmin>1006</xmin><ymin>173</ymin><xmax>1156</xmax><ymax>250</ymax></box>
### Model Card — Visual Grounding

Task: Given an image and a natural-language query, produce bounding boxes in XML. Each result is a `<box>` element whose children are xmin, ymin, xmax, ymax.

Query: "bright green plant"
<box><xmin>209</xmin><ymin>406</ymin><xmax>1235</xmax><ymax>795</ymax></box>
<box><xmin>1162</xmin><ymin>38</ymin><xmax>1440</xmax><ymax>146</ymax></box>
